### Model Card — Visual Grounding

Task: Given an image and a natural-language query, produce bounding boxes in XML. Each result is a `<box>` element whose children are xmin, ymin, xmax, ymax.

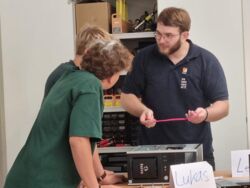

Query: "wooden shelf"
<box><xmin>112</xmin><ymin>31</ymin><xmax>155</xmax><ymax>40</ymax></box>
<box><xmin>104</xmin><ymin>106</ymin><xmax>126</xmax><ymax>113</ymax></box>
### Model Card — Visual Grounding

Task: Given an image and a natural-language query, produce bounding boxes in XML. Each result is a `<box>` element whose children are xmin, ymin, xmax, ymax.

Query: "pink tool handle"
<box><xmin>155</xmin><ymin>117</ymin><xmax>188</xmax><ymax>123</ymax></box>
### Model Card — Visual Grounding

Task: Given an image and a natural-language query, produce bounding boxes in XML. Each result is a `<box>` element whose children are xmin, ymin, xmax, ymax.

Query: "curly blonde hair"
<box><xmin>81</xmin><ymin>40</ymin><xmax>132</xmax><ymax>80</ymax></box>
<box><xmin>75</xmin><ymin>24</ymin><xmax>113</xmax><ymax>55</ymax></box>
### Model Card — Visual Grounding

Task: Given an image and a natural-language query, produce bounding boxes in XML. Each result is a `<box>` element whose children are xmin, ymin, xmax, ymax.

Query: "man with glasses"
<box><xmin>121</xmin><ymin>7</ymin><xmax>229</xmax><ymax>170</ymax></box>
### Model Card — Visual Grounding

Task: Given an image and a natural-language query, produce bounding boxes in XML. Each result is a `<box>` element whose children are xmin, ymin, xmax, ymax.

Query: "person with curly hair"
<box><xmin>4</xmin><ymin>40</ymin><xmax>132</xmax><ymax>188</ymax></box>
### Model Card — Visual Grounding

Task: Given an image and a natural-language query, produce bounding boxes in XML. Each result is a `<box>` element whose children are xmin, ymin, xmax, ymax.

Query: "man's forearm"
<box><xmin>206</xmin><ymin>100</ymin><xmax>229</xmax><ymax>122</ymax></box>
<box><xmin>121</xmin><ymin>93</ymin><xmax>149</xmax><ymax>117</ymax></box>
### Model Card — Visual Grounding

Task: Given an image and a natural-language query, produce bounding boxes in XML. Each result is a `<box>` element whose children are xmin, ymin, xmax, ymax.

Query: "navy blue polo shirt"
<box><xmin>122</xmin><ymin>40</ymin><xmax>228</xmax><ymax>160</ymax></box>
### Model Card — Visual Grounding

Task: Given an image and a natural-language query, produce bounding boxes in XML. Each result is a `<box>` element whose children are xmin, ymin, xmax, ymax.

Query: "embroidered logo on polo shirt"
<box><xmin>181</xmin><ymin>67</ymin><xmax>188</xmax><ymax>74</ymax></box>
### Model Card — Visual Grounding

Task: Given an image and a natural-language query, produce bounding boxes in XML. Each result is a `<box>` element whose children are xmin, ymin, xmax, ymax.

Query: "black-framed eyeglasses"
<box><xmin>154</xmin><ymin>31</ymin><xmax>180</xmax><ymax>41</ymax></box>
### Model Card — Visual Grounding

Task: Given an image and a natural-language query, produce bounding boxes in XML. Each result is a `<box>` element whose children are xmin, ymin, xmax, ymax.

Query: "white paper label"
<box><xmin>231</xmin><ymin>150</ymin><xmax>250</xmax><ymax>177</ymax></box>
<box><xmin>169</xmin><ymin>161</ymin><xmax>216</xmax><ymax>188</ymax></box>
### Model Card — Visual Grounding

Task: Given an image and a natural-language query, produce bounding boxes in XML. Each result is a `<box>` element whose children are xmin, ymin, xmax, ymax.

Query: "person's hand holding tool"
<box><xmin>186</xmin><ymin>107</ymin><xmax>208</xmax><ymax>124</ymax></box>
<box><xmin>140</xmin><ymin>108</ymin><xmax>156</xmax><ymax>128</ymax></box>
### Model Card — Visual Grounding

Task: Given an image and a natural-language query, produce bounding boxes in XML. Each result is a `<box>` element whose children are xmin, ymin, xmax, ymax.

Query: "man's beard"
<box><xmin>159</xmin><ymin>37</ymin><xmax>182</xmax><ymax>56</ymax></box>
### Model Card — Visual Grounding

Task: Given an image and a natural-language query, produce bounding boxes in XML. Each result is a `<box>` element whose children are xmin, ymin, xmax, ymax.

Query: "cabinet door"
<box><xmin>0</xmin><ymin>48</ymin><xmax>5</xmax><ymax>188</ymax></box>
<box><xmin>243</xmin><ymin>0</ymin><xmax>250</xmax><ymax>152</ymax></box>
<box><xmin>158</xmin><ymin>0</ymin><xmax>247</xmax><ymax>171</ymax></box>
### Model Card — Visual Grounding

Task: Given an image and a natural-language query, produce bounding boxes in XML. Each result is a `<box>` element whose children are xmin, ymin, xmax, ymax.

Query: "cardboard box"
<box><xmin>75</xmin><ymin>2</ymin><xmax>111</xmax><ymax>33</ymax></box>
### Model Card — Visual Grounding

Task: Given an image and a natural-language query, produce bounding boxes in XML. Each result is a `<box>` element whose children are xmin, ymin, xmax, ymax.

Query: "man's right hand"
<box><xmin>140</xmin><ymin>108</ymin><xmax>156</xmax><ymax>128</ymax></box>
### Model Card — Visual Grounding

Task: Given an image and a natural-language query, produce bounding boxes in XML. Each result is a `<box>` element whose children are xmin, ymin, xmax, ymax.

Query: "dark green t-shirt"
<box><xmin>4</xmin><ymin>70</ymin><xmax>103</xmax><ymax>188</ymax></box>
<box><xmin>43</xmin><ymin>60</ymin><xmax>76</xmax><ymax>99</ymax></box>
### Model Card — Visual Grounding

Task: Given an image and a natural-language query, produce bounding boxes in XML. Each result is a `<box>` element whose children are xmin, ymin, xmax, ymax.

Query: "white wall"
<box><xmin>0</xmin><ymin>0</ymin><xmax>75</xmax><ymax>170</ymax></box>
<box><xmin>0</xmin><ymin>0</ymin><xmax>250</xmax><ymax>176</ymax></box>
<box><xmin>158</xmin><ymin>0</ymin><xmax>248</xmax><ymax>170</ymax></box>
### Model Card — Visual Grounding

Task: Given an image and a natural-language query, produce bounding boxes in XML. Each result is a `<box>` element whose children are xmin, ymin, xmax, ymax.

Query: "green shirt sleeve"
<box><xmin>69</xmin><ymin>92</ymin><xmax>102</xmax><ymax>141</ymax></box>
